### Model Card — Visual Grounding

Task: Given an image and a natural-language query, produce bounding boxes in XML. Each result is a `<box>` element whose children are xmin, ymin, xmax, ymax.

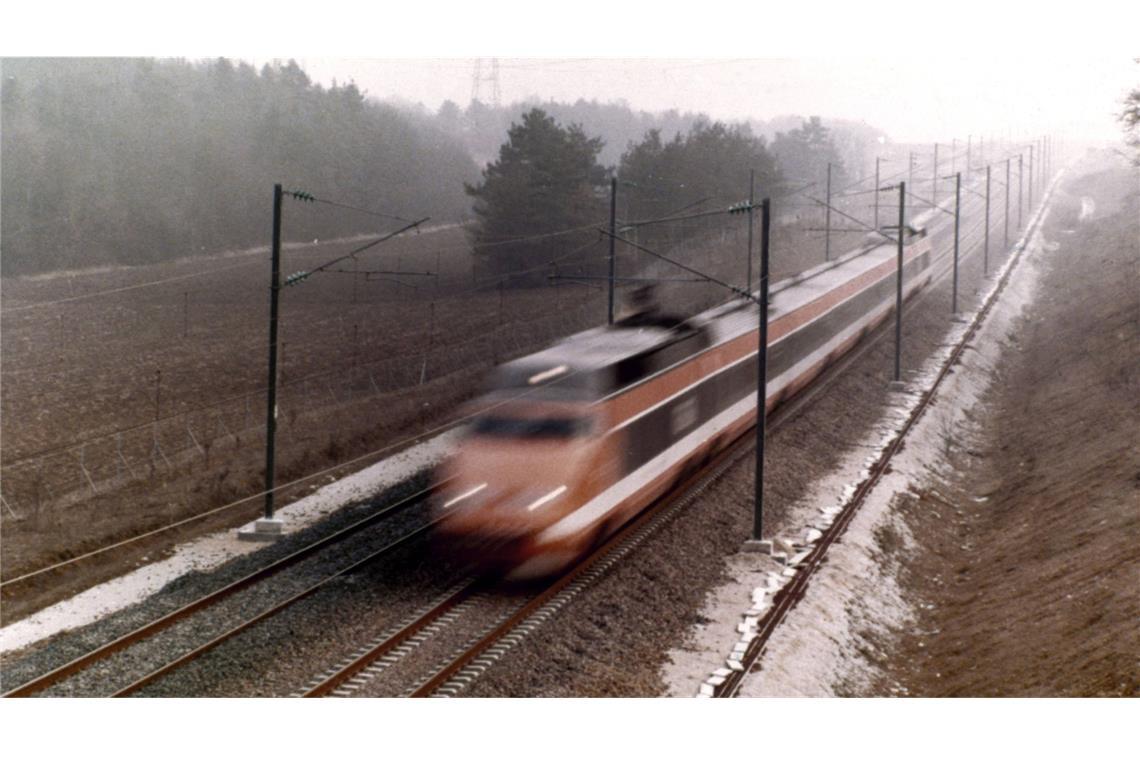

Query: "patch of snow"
<box><xmin>663</xmin><ymin>173</ymin><xmax>1061</xmax><ymax>697</ymax></box>
<box><xmin>12</xmin><ymin>223</ymin><xmax>463</xmax><ymax>283</ymax></box>
<box><xmin>0</xmin><ymin>429</ymin><xmax>460</xmax><ymax>656</ymax></box>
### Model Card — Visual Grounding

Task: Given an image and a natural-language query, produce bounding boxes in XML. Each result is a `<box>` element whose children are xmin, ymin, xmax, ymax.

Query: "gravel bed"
<box><xmin>0</xmin><ymin>470</ymin><xmax>440</xmax><ymax>695</ymax></box>
<box><xmin>131</xmin><ymin>538</ymin><xmax>469</xmax><ymax>697</ymax></box>
<box><xmin>348</xmin><ymin>586</ymin><xmax>530</xmax><ymax>697</ymax></box>
<box><xmin>462</xmin><ymin>189</ymin><xmax>1021</xmax><ymax>697</ymax></box>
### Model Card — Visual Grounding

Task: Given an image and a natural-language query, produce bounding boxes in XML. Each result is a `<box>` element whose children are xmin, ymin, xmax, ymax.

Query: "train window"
<box><xmin>470</xmin><ymin>415</ymin><xmax>592</xmax><ymax>439</ymax></box>
<box><xmin>614</xmin><ymin>328</ymin><xmax>710</xmax><ymax>386</ymax></box>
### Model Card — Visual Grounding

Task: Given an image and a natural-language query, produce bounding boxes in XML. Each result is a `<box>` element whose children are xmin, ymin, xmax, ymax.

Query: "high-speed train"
<box><xmin>433</xmin><ymin>224</ymin><xmax>933</xmax><ymax>578</ymax></box>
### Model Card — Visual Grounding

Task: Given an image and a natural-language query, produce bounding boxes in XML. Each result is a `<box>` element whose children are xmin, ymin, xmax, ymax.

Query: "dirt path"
<box><xmin>878</xmin><ymin>153</ymin><xmax>1139</xmax><ymax>696</ymax></box>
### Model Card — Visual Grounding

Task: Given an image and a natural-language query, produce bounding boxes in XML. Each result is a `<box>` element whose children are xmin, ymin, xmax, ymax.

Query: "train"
<box><xmin>433</xmin><ymin>222</ymin><xmax>934</xmax><ymax>578</ymax></box>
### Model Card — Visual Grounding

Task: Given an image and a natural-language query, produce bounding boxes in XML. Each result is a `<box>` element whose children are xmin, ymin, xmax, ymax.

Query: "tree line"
<box><xmin>1</xmin><ymin>58</ymin><xmax>479</xmax><ymax>275</ymax></box>
<box><xmin>465</xmin><ymin>109</ymin><xmax>858</xmax><ymax>283</ymax></box>
<box><xmin>1</xmin><ymin>58</ymin><xmax>873</xmax><ymax>279</ymax></box>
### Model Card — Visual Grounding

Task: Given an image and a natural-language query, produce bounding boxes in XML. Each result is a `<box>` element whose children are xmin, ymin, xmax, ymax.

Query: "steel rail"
<box><xmin>299</xmin><ymin>578</ymin><xmax>481</xmax><ymax>697</ymax></box>
<box><xmin>3</xmin><ymin>480</ymin><xmax>447</xmax><ymax>698</ymax></box>
<box><xmin>110</xmin><ymin>514</ymin><xmax>446</xmax><ymax>697</ymax></box>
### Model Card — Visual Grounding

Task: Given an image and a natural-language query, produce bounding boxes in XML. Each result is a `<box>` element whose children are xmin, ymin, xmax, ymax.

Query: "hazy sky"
<box><xmin>288</xmin><ymin>56</ymin><xmax>1135</xmax><ymax>143</ymax></box>
<box><xmin>9</xmin><ymin>1</ymin><xmax>1139</xmax><ymax>145</ymax></box>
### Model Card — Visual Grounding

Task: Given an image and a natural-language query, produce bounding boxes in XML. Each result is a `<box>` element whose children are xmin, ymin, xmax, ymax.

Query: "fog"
<box><xmin>8</xmin><ymin>2</ymin><xmax>1135</xmax><ymax>146</ymax></box>
<box><xmin>292</xmin><ymin>56</ymin><xmax>1136</xmax><ymax>144</ymax></box>
<box><xmin>2</xmin><ymin>3</ymin><xmax>1136</xmax><ymax>277</ymax></box>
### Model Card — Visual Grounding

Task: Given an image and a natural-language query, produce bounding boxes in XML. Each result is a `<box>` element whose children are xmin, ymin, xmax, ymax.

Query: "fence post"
<box><xmin>874</xmin><ymin>157</ymin><xmax>881</xmax><ymax>231</ymax></box>
<box><xmin>747</xmin><ymin>169</ymin><xmax>755</xmax><ymax>292</ymax></box>
<box><xmin>952</xmin><ymin>172</ymin><xmax>961</xmax><ymax>314</ymax></box>
<box><xmin>1018</xmin><ymin>153</ymin><xmax>1024</xmax><ymax>232</ymax></box>
<box><xmin>421</xmin><ymin>301</ymin><xmax>435</xmax><ymax>385</ymax></box>
<box><xmin>495</xmin><ymin>281</ymin><xmax>504</xmax><ymax>364</ymax></box>
<box><xmin>1028</xmin><ymin>144</ymin><xmax>1035</xmax><ymax>212</ymax></box>
<box><xmin>116</xmin><ymin>433</ymin><xmax>136</xmax><ymax>479</ymax></box>
<box><xmin>151</xmin><ymin>424</ymin><xmax>170</xmax><ymax>471</ymax></box>
<box><xmin>894</xmin><ymin>181</ymin><xmax>906</xmax><ymax>384</ymax></box>
<box><xmin>36</xmin><ymin>460</ymin><xmax>45</xmax><ymax>516</ymax></box>
<box><xmin>608</xmin><ymin>177</ymin><xmax>617</xmax><ymax>325</ymax></box>
<box><xmin>932</xmin><ymin>142</ymin><xmax>939</xmax><ymax>209</ymax></box>
<box><xmin>824</xmin><ymin>162</ymin><xmax>832</xmax><ymax>262</ymax></box>
<box><xmin>1004</xmin><ymin>158</ymin><xmax>1011</xmax><ymax>251</ymax></box>
<box><xmin>984</xmin><ymin>164</ymin><xmax>991</xmax><ymax>275</ymax></box>
<box><xmin>186</xmin><ymin>420</ymin><xmax>205</xmax><ymax>456</ymax></box>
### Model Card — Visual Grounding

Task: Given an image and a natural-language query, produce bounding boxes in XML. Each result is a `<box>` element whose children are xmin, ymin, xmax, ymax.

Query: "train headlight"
<box><xmin>524</xmin><ymin>485</ymin><xmax>567</xmax><ymax>512</ymax></box>
<box><xmin>442</xmin><ymin>482</ymin><xmax>487</xmax><ymax>509</ymax></box>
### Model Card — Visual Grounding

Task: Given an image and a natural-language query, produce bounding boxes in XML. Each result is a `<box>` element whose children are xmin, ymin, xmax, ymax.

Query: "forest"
<box><xmin>0</xmin><ymin>58</ymin><xmax>479</xmax><ymax>274</ymax></box>
<box><xmin>1</xmin><ymin>57</ymin><xmax>877</xmax><ymax>276</ymax></box>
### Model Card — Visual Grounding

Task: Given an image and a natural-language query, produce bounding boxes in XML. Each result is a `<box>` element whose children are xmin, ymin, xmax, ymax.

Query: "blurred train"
<box><xmin>434</xmin><ymin>224</ymin><xmax>933</xmax><ymax>578</ymax></box>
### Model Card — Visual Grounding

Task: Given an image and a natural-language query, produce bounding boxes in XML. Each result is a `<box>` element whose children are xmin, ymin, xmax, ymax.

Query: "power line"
<box><xmin>598</xmin><ymin>229</ymin><xmax>752</xmax><ymax>301</ymax></box>
<box><xmin>285</xmin><ymin>191</ymin><xmax>414</xmax><ymax>224</ymax></box>
<box><xmin>284</xmin><ymin>217</ymin><xmax>430</xmax><ymax>286</ymax></box>
<box><xmin>465</xmin><ymin>219</ymin><xmax>606</xmax><ymax>250</ymax></box>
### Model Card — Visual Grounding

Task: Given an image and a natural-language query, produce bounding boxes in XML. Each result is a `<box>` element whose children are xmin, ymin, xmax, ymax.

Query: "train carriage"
<box><xmin>434</xmin><ymin>226</ymin><xmax>933</xmax><ymax>578</ymax></box>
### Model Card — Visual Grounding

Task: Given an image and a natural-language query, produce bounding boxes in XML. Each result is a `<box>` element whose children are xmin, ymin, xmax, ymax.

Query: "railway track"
<box><xmin>710</xmin><ymin>170</ymin><xmax>1063</xmax><ymax>698</ymax></box>
<box><xmin>302</xmin><ymin>410</ymin><xmax>764</xmax><ymax>697</ymax></box>
<box><xmin>309</xmin><ymin>171</ymin><xmax>1055</xmax><ymax>701</ymax></box>
<box><xmin>2</xmin><ymin>480</ymin><xmax>447</xmax><ymax>697</ymax></box>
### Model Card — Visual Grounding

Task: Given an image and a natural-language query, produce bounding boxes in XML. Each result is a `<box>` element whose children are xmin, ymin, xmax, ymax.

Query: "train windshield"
<box><xmin>469</xmin><ymin>415</ymin><xmax>591</xmax><ymax>439</ymax></box>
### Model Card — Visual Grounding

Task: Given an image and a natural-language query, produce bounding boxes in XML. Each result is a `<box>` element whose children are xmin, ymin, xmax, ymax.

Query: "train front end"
<box><xmin>432</xmin><ymin>359</ymin><xmax>615</xmax><ymax>578</ymax></box>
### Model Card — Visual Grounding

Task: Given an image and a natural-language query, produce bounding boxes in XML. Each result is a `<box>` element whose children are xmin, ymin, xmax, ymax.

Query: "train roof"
<box><xmin>487</xmin><ymin>319</ymin><xmax>711</xmax><ymax>401</ymax></box>
<box><xmin>482</xmin><ymin>225</ymin><xmax>935</xmax><ymax>405</ymax></box>
<box><xmin>525</xmin><ymin>323</ymin><xmax>676</xmax><ymax>367</ymax></box>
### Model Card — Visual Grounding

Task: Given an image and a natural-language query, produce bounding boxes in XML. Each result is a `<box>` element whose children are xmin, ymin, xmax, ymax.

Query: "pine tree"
<box><xmin>465</xmin><ymin>108</ymin><xmax>607</xmax><ymax>284</ymax></box>
<box><xmin>617</xmin><ymin>120</ymin><xmax>783</xmax><ymax>249</ymax></box>
<box><xmin>770</xmin><ymin>116</ymin><xmax>847</xmax><ymax>189</ymax></box>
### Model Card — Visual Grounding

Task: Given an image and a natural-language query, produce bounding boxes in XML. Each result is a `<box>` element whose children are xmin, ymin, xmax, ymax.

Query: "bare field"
<box><xmin>1</xmin><ymin>209</ymin><xmax>834</xmax><ymax>618</ymax></box>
